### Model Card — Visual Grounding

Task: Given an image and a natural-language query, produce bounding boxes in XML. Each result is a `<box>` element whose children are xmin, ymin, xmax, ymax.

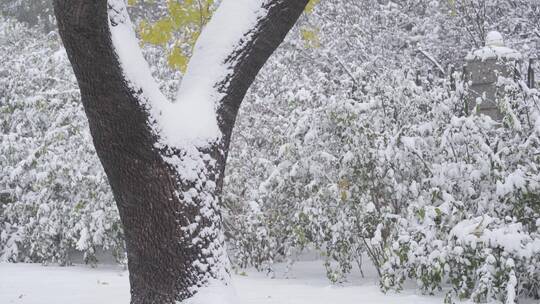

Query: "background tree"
<box><xmin>52</xmin><ymin>0</ymin><xmax>308</xmax><ymax>303</ymax></box>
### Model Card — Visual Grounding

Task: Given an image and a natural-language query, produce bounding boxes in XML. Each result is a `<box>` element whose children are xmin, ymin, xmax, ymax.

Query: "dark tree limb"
<box><xmin>53</xmin><ymin>0</ymin><xmax>308</xmax><ymax>303</ymax></box>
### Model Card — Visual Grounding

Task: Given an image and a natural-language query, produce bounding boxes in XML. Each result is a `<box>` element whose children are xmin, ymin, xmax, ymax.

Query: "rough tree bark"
<box><xmin>53</xmin><ymin>0</ymin><xmax>308</xmax><ymax>303</ymax></box>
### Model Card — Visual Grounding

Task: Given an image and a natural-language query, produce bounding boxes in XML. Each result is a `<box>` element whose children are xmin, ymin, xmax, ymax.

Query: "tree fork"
<box><xmin>53</xmin><ymin>0</ymin><xmax>308</xmax><ymax>303</ymax></box>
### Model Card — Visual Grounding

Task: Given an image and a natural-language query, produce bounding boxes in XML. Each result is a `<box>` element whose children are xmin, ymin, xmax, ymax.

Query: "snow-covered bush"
<box><xmin>380</xmin><ymin>83</ymin><xmax>540</xmax><ymax>302</ymax></box>
<box><xmin>225</xmin><ymin>1</ymin><xmax>540</xmax><ymax>302</ymax></box>
<box><xmin>226</xmin><ymin>0</ymin><xmax>458</xmax><ymax>276</ymax></box>
<box><xmin>0</xmin><ymin>18</ymin><xmax>124</xmax><ymax>264</ymax></box>
<box><xmin>229</xmin><ymin>56</ymin><xmax>540</xmax><ymax>302</ymax></box>
<box><xmin>0</xmin><ymin>0</ymin><xmax>55</xmax><ymax>32</ymax></box>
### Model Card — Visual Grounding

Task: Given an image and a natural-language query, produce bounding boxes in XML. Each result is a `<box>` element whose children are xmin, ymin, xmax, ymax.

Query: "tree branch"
<box><xmin>108</xmin><ymin>0</ymin><xmax>308</xmax><ymax>153</ymax></box>
<box><xmin>214</xmin><ymin>0</ymin><xmax>309</xmax><ymax>152</ymax></box>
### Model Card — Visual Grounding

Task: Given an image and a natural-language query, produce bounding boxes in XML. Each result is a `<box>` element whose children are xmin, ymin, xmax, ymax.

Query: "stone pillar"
<box><xmin>464</xmin><ymin>31</ymin><xmax>521</xmax><ymax>121</ymax></box>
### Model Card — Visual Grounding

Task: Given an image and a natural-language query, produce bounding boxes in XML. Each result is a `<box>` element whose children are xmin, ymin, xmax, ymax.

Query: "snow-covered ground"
<box><xmin>0</xmin><ymin>261</ymin><xmax>446</xmax><ymax>304</ymax></box>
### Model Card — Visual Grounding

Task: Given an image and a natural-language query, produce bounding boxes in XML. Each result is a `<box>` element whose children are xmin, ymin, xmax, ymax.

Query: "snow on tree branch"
<box><xmin>108</xmin><ymin>0</ymin><xmax>271</xmax><ymax>149</ymax></box>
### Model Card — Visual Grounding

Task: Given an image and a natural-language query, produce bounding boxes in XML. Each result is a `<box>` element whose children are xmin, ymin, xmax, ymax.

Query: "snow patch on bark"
<box><xmin>176</xmin><ymin>0</ymin><xmax>267</xmax><ymax>111</ymax></box>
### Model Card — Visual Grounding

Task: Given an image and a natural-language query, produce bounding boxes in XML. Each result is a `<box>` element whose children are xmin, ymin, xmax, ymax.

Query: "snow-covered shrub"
<box><xmin>0</xmin><ymin>18</ymin><xmax>124</xmax><ymax>264</ymax></box>
<box><xmin>0</xmin><ymin>0</ymin><xmax>55</xmax><ymax>32</ymax></box>
<box><xmin>380</xmin><ymin>84</ymin><xmax>540</xmax><ymax>302</ymax></box>
<box><xmin>226</xmin><ymin>0</ymin><xmax>459</xmax><ymax>277</ymax></box>
<box><xmin>225</xmin><ymin>1</ymin><xmax>540</xmax><ymax>302</ymax></box>
<box><xmin>229</xmin><ymin>60</ymin><xmax>540</xmax><ymax>301</ymax></box>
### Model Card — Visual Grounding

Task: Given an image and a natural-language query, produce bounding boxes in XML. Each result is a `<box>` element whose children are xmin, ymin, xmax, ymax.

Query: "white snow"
<box><xmin>401</xmin><ymin>136</ymin><xmax>416</xmax><ymax>149</ymax></box>
<box><xmin>184</xmin><ymin>279</ymin><xmax>238</xmax><ymax>304</ymax></box>
<box><xmin>465</xmin><ymin>31</ymin><xmax>521</xmax><ymax>61</ymax></box>
<box><xmin>465</xmin><ymin>46</ymin><xmax>522</xmax><ymax>61</ymax></box>
<box><xmin>451</xmin><ymin>216</ymin><xmax>540</xmax><ymax>259</ymax></box>
<box><xmin>485</xmin><ymin>31</ymin><xmax>504</xmax><ymax>47</ymax></box>
<box><xmin>108</xmin><ymin>0</ymin><xmax>268</xmax><ymax>148</ymax></box>
<box><xmin>496</xmin><ymin>169</ymin><xmax>526</xmax><ymax>197</ymax></box>
<box><xmin>0</xmin><ymin>261</ymin><xmax>447</xmax><ymax>304</ymax></box>
<box><xmin>177</xmin><ymin>0</ymin><xmax>267</xmax><ymax>117</ymax></box>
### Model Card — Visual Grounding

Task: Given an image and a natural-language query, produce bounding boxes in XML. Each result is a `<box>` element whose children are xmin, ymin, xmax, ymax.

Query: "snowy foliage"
<box><xmin>377</xmin><ymin>82</ymin><xmax>540</xmax><ymax>302</ymax></box>
<box><xmin>224</xmin><ymin>0</ymin><xmax>540</xmax><ymax>302</ymax></box>
<box><xmin>0</xmin><ymin>0</ymin><xmax>54</xmax><ymax>32</ymax></box>
<box><xmin>0</xmin><ymin>19</ymin><xmax>124</xmax><ymax>264</ymax></box>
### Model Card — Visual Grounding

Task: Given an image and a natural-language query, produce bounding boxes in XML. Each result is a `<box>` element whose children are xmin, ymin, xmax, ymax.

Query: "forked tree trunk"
<box><xmin>53</xmin><ymin>0</ymin><xmax>308</xmax><ymax>303</ymax></box>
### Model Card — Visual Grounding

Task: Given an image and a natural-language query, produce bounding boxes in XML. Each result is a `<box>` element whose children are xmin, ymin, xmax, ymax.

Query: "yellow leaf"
<box><xmin>305</xmin><ymin>0</ymin><xmax>320</xmax><ymax>13</ymax></box>
<box><xmin>168</xmin><ymin>45</ymin><xmax>189</xmax><ymax>72</ymax></box>
<box><xmin>139</xmin><ymin>19</ymin><xmax>174</xmax><ymax>46</ymax></box>
<box><xmin>135</xmin><ymin>0</ymin><xmax>216</xmax><ymax>69</ymax></box>
<box><xmin>300</xmin><ymin>27</ymin><xmax>320</xmax><ymax>48</ymax></box>
<box><xmin>340</xmin><ymin>190</ymin><xmax>348</xmax><ymax>201</ymax></box>
<box><xmin>338</xmin><ymin>179</ymin><xmax>350</xmax><ymax>190</ymax></box>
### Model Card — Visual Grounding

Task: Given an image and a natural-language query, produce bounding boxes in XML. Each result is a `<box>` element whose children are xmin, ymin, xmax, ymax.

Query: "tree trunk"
<box><xmin>53</xmin><ymin>0</ymin><xmax>308</xmax><ymax>303</ymax></box>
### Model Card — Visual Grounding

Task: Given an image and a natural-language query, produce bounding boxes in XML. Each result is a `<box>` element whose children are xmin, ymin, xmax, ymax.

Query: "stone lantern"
<box><xmin>464</xmin><ymin>31</ymin><xmax>522</xmax><ymax>120</ymax></box>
